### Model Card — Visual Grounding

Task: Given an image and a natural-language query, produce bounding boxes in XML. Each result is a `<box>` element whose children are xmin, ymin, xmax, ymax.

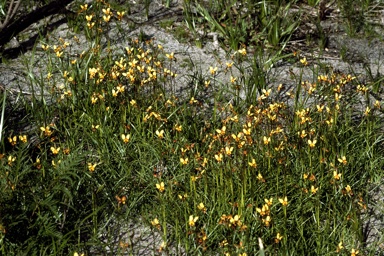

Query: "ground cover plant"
<box><xmin>0</xmin><ymin>0</ymin><xmax>384</xmax><ymax>255</ymax></box>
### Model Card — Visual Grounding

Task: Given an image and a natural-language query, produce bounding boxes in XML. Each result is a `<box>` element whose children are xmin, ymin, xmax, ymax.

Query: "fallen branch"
<box><xmin>0</xmin><ymin>0</ymin><xmax>22</xmax><ymax>30</ymax></box>
<box><xmin>0</xmin><ymin>0</ymin><xmax>74</xmax><ymax>47</ymax></box>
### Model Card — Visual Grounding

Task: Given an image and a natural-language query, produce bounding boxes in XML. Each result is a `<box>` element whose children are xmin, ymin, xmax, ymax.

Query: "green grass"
<box><xmin>1</xmin><ymin>0</ymin><xmax>384</xmax><ymax>255</ymax></box>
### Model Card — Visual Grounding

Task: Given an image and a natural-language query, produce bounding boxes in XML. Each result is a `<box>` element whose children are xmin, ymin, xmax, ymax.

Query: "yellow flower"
<box><xmin>230</xmin><ymin>115</ymin><xmax>238</xmax><ymax>122</ymax></box>
<box><xmin>151</xmin><ymin>218</ymin><xmax>160</xmax><ymax>229</ymax></box>
<box><xmin>88</xmin><ymin>163</ymin><xmax>96</xmax><ymax>172</ymax></box>
<box><xmin>151</xmin><ymin>218</ymin><xmax>159</xmax><ymax>226</ymax></box>
<box><xmin>338</xmin><ymin>156</ymin><xmax>347</xmax><ymax>165</ymax></box>
<box><xmin>89</xmin><ymin>67</ymin><xmax>99</xmax><ymax>79</ymax></box>
<box><xmin>117</xmin><ymin>11</ymin><xmax>126</xmax><ymax>21</ymax></box>
<box><xmin>7</xmin><ymin>155</ymin><xmax>16</xmax><ymax>166</ymax></box>
<box><xmin>41</xmin><ymin>44</ymin><xmax>49</xmax><ymax>51</ymax></box>
<box><xmin>238</xmin><ymin>141</ymin><xmax>245</xmax><ymax>148</ymax></box>
<box><xmin>80</xmin><ymin>3</ymin><xmax>88</xmax><ymax>11</ymax></box>
<box><xmin>308</xmin><ymin>139</ymin><xmax>317</xmax><ymax>148</ymax></box>
<box><xmin>279</xmin><ymin>196</ymin><xmax>288</xmax><ymax>206</ymax></box>
<box><xmin>275</xmin><ymin>233</ymin><xmax>283</xmax><ymax>243</ymax></box>
<box><xmin>91</xmin><ymin>96</ymin><xmax>98</xmax><ymax>104</ymax></box>
<box><xmin>364</xmin><ymin>106</ymin><xmax>371</xmax><ymax>116</ymax></box>
<box><xmin>40</xmin><ymin>126</ymin><xmax>53</xmax><ymax>136</ymax></box>
<box><xmin>87</xmin><ymin>22</ymin><xmax>95</xmax><ymax>29</ymax></box>
<box><xmin>111</xmin><ymin>71</ymin><xmax>120</xmax><ymax>80</ymax></box>
<box><xmin>52</xmin><ymin>160</ymin><xmax>61</xmax><ymax>167</ymax></box>
<box><xmin>202</xmin><ymin>157</ymin><xmax>208</xmax><ymax>167</ymax></box>
<box><xmin>225</xmin><ymin>146</ymin><xmax>233</xmax><ymax>156</ymax></box>
<box><xmin>264</xmin><ymin>198</ymin><xmax>273</xmax><ymax>206</ymax></box>
<box><xmin>180</xmin><ymin>157</ymin><xmax>189</xmax><ymax>165</ymax></box>
<box><xmin>257</xmin><ymin>173</ymin><xmax>264</xmax><ymax>182</ymax></box>
<box><xmin>156</xmin><ymin>182</ymin><xmax>165</xmax><ymax>192</ymax></box>
<box><xmin>166</xmin><ymin>52</ymin><xmax>175</xmax><ymax>60</ymax></box>
<box><xmin>102</xmin><ymin>7</ymin><xmax>112</xmax><ymax>16</ymax></box>
<box><xmin>156</xmin><ymin>130</ymin><xmax>164</xmax><ymax>139</ymax></box>
<box><xmin>262</xmin><ymin>89</ymin><xmax>272</xmax><ymax>97</ymax></box>
<box><xmin>216</xmin><ymin>126</ymin><xmax>226</xmax><ymax>136</ymax></box>
<box><xmin>174</xmin><ymin>124</ymin><xmax>182</xmax><ymax>132</ymax></box>
<box><xmin>159</xmin><ymin>241</ymin><xmax>166</xmax><ymax>252</ymax></box>
<box><xmin>248</xmin><ymin>158</ymin><xmax>257</xmax><ymax>168</ymax></box>
<box><xmin>121</xmin><ymin>134</ymin><xmax>130</xmax><ymax>143</ymax></box>
<box><xmin>34</xmin><ymin>158</ymin><xmax>41</xmax><ymax>169</ymax></box>
<box><xmin>189</xmin><ymin>97</ymin><xmax>198</xmax><ymax>104</ymax></box>
<box><xmin>232</xmin><ymin>132</ymin><xmax>243</xmax><ymax>142</ymax></box>
<box><xmin>243</xmin><ymin>125</ymin><xmax>251</xmax><ymax>136</ymax></box>
<box><xmin>351</xmin><ymin>248</ymin><xmax>359</xmax><ymax>256</ymax></box>
<box><xmin>344</xmin><ymin>185</ymin><xmax>353</xmax><ymax>196</ymax></box>
<box><xmin>209</xmin><ymin>66</ymin><xmax>218</xmax><ymax>75</ymax></box>
<box><xmin>311</xmin><ymin>185</ymin><xmax>318</xmax><ymax>194</ymax></box>
<box><xmin>197</xmin><ymin>202</ymin><xmax>206</xmax><ymax>213</ymax></box>
<box><xmin>46</xmin><ymin>72</ymin><xmax>53</xmax><ymax>80</ymax></box>
<box><xmin>62</xmin><ymin>40</ymin><xmax>70</xmax><ymax>49</ymax></box>
<box><xmin>229</xmin><ymin>215</ymin><xmax>241</xmax><ymax>227</ymax></box>
<box><xmin>127</xmin><ymin>59</ymin><xmax>138</xmax><ymax>69</ymax></box>
<box><xmin>117</xmin><ymin>84</ymin><xmax>125</xmax><ymax>93</ymax></box>
<box><xmin>238</xmin><ymin>48</ymin><xmax>247</xmax><ymax>56</ymax></box>
<box><xmin>220</xmin><ymin>239</ymin><xmax>229</xmax><ymax>247</ymax></box>
<box><xmin>85</xmin><ymin>14</ymin><xmax>93</xmax><ymax>22</ymax></box>
<box><xmin>74</xmin><ymin>252</ymin><xmax>85</xmax><ymax>256</ymax></box>
<box><xmin>333</xmin><ymin>170</ymin><xmax>341</xmax><ymax>180</ymax></box>
<box><xmin>188</xmin><ymin>215</ymin><xmax>198</xmax><ymax>227</ymax></box>
<box><xmin>64</xmin><ymin>87</ymin><xmax>73</xmax><ymax>95</ymax></box>
<box><xmin>262</xmin><ymin>215</ymin><xmax>271</xmax><ymax>227</ymax></box>
<box><xmin>334</xmin><ymin>93</ymin><xmax>342</xmax><ymax>102</ymax></box>
<box><xmin>299</xmin><ymin>130</ymin><xmax>307</xmax><ymax>138</ymax></box>
<box><xmin>263</xmin><ymin>136</ymin><xmax>271</xmax><ymax>145</ymax></box>
<box><xmin>316</xmin><ymin>104</ymin><xmax>324</xmax><ymax>112</ymax></box>
<box><xmin>8</xmin><ymin>136</ymin><xmax>17</xmax><ymax>146</ymax></box>
<box><xmin>137</xmin><ymin>65</ymin><xmax>145</xmax><ymax>73</ymax></box>
<box><xmin>336</xmin><ymin>241</ymin><xmax>343</xmax><ymax>252</ymax></box>
<box><xmin>56</xmin><ymin>51</ymin><xmax>63</xmax><ymax>58</ymax></box>
<box><xmin>300</xmin><ymin>57</ymin><xmax>308</xmax><ymax>66</ymax></box>
<box><xmin>357</xmin><ymin>85</ymin><xmax>368</xmax><ymax>93</ymax></box>
<box><xmin>178</xmin><ymin>194</ymin><xmax>188</xmax><ymax>200</ymax></box>
<box><xmin>50</xmin><ymin>146</ymin><xmax>60</xmax><ymax>155</ymax></box>
<box><xmin>53</xmin><ymin>45</ymin><xmax>61</xmax><ymax>52</ymax></box>
<box><xmin>214</xmin><ymin>153</ymin><xmax>223</xmax><ymax>162</ymax></box>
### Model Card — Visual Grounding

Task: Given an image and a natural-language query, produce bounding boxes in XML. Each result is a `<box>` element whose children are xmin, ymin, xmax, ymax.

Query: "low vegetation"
<box><xmin>1</xmin><ymin>0</ymin><xmax>383</xmax><ymax>255</ymax></box>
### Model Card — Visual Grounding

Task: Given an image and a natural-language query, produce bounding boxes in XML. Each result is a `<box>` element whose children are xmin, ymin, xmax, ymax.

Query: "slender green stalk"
<box><xmin>0</xmin><ymin>90</ymin><xmax>6</xmax><ymax>143</ymax></box>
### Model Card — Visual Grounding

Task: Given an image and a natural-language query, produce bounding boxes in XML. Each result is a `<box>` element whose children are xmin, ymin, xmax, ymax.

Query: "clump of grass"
<box><xmin>0</xmin><ymin>0</ymin><xmax>383</xmax><ymax>255</ymax></box>
<box><xmin>336</xmin><ymin>0</ymin><xmax>381</xmax><ymax>37</ymax></box>
<box><xmin>184</xmin><ymin>0</ymin><xmax>300</xmax><ymax>51</ymax></box>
